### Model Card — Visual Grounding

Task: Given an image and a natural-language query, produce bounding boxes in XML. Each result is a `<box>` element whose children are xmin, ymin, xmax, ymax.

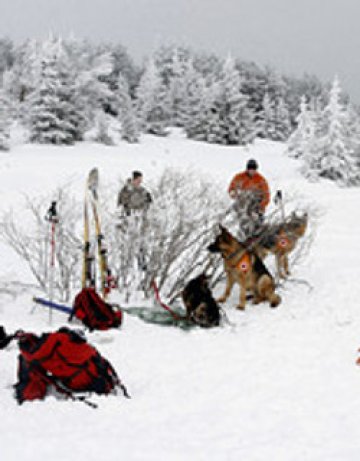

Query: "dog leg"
<box><xmin>276</xmin><ymin>254</ymin><xmax>287</xmax><ymax>279</ymax></box>
<box><xmin>236</xmin><ymin>279</ymin><xmax>247</xmax><ymax>310</ymax></box>
<box><xmin>252</xmin><ymin>291</ymin><xmax>262</xmax><ymax>304</ymax></box>
<box><xmin>258</xmin><ymin>275</ymin><xmax>281</xmax><ymax>308</ymax></box>
<box><xmin>217</xmin><ymin>276</ymin><xmax>234</xmax><ymax>304</ymax></box>
<box><xmin>284</xmin><ymin>254</ymin><xmax>291</xmax><ymax>276</ymax></box>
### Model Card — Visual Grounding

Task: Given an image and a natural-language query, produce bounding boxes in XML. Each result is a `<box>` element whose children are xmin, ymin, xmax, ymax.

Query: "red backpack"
<box><xmin>14</xmin><ymin>327</ymin><xmax>129</xmax><ymax>405</ymax></box>
<box><xmin>70</xmin><ymin>288</ymin><xmax>123</xmax><ymax>331</ymax></box>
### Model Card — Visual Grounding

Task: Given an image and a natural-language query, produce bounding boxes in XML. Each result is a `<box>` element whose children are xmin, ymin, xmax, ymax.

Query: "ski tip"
<box><xmin>87</xmin><ymin>168</ymin><xmax>99</xmax><ymax>189</ymax></box>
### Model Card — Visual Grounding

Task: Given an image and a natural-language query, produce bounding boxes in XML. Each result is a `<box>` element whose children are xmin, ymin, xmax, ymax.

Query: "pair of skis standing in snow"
<box><xmin>9</xmin><ymin>169</ymin><xmax>137</xmax><ymax>408</ymax></box>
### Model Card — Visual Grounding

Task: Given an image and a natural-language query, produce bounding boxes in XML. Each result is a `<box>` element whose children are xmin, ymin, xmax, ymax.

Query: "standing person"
<box><xmin>228</xmin><ymin>159</ymin><xmax>270</xmax><ymax>212</ymax></box>
<box><xmin>116</xmin><ymin>171</ymin><xmax>152</xmax><ymax>272</ymax></box>
<box><xmin>228</xmin><ymin>159</ymin><xmax>270</xmax><ymax>239</ymax></box>
<box><xmin>117</xmin><ymin>171</ymin><xmax>152</xmax><ymax>216</ymax></box>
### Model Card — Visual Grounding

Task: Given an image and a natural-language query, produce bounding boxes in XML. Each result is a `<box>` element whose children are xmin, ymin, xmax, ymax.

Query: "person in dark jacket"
<box><xmin>117</xmin><ymin>171</ymin><xmax>152</xmax><ymax>216</ymax></box>
<box><xmin>116</xmin><ymin>171</ymin><xmax>152</xmax><ymax>271</ymax></box>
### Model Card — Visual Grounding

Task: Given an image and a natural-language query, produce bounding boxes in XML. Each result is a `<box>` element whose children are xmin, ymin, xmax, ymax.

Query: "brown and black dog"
<box><xmin>256</xmin><ymin>212</ymin><xmax>308</xmax><ymax>279</ymax></box>
<box><xmin>182</xmin><ymin>273</ymin><xmax>221</xmax><ymax>327</ymax></box>
<box><xmin>208</xmin><ymin>225</ymin><xmax>281</xmax><ymax>310</ymax></box>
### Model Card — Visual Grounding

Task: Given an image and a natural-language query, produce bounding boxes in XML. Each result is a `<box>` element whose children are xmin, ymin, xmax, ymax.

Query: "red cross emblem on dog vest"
<box><xmin>236</xmin><ymin>253</ymin><xmax>251</xmax><ymax>274</ymax></box>
<box><xmin>277</xmin><ymin>231</ymin><xmax>290</xmax><ymax>250</ymax></box>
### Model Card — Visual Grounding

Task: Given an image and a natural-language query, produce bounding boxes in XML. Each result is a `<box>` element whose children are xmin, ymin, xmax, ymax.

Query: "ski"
<box><xmin>33</xmin><ymin>297</ymin><xmax>73</xmax><ymax>315</ymax></box>
<box><xmin>82</xmin><ymin>172</ymin><xmax>96</xmax><ymax>289</ymax></box>
<box><xmin>87</xmin><ymin>168</ymin><xmax>116</xmax><ymax>299</ymax></box>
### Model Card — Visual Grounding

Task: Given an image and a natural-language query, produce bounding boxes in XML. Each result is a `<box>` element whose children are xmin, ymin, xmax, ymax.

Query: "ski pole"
<box><xmin>274</xmin><ymin>190</ymin><xmax>286</xmax><ymax>221</ymax></box>
<box><xmin>45</xmin><ymin>201</ymin><xmax>58</xmax><ymax>324</ymax></box>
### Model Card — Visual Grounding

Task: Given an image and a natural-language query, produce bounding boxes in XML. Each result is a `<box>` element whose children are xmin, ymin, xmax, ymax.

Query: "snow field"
<box><xmin>1</xmin><ymin>132</ymin><xmax>360</xmax><ymax>460</ymax></box>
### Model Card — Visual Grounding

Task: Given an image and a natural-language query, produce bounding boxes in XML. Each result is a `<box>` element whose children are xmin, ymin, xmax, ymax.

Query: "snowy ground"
<box><xmin>1</xmin><ymin>130</ymin><xmax>360</xmax><ymax>461</ymax></box>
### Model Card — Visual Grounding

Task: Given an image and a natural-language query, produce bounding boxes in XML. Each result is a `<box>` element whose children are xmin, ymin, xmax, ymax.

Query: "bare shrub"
<box><xmin>0</xmin><ymin>188</ymin><xmax>82</xmax><ymax>302</ymax></box>
<box><xmin>105</xmin><ymin>168</ymin><xmax>229</xmax><ymax>302</ymax></box>
<box><xmin>0</xmin><ymin>171</ymin><xmax>317</xmax><ymax>305</ymax></box>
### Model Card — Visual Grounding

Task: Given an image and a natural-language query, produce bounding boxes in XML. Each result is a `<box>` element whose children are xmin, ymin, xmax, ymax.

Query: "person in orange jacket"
<box><xmin>228</xmin><ymin>159</ymin><xmax>270</xmax><ymax>213</ymax></box>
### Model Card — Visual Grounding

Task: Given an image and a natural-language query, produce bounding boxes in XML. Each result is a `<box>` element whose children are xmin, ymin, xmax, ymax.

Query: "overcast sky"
<box><xmin>1</xmin><ymin>0</ymin><xmax>360</xmax><ymax>100</ymax></box>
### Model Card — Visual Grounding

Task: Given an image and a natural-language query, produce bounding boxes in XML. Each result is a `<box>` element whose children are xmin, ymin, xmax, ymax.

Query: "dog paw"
<box><xmin>270</xmin><ymin>296</ymin><xmax>281</xmax><ymax>308</ymax></box>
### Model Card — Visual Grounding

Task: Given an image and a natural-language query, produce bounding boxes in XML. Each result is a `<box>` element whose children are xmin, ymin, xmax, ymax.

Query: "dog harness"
<box><xmin>235</xmin><ymin>252</ymin><xmax>251</xmax><ymax>274</ymax></box>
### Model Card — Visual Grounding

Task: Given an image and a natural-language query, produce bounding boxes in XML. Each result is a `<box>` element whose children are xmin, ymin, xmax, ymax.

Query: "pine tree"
<box><xmin>275</xmin><ymin>97</ymin><xmax>292</xmax><ymax>141</ymax></box>
<box><xmin>287</xmin><ymin>95</ymin><xmax>316</xmax><ymax>158</ymax></box>
<box><xmin>117</xmin><ymin>74</ymin><xmax>139</xmax><ymax>143</ymax></box>
<box><xmin>92</xmin><ymin>111</ymin><xmax>114</xmax><ymax>145</ymax></box>
<box><xmin>182</xmin><ymin>61</ymin><xmax>210</xmax><ymax>140</ymax></box>
<box><xmin>304</xmin><ymin>76</ymin><xmax>359</xmax><ymax>184</ymax></box>
<box><xmin>207</xmin><ymin>56</ymin><xmax>256</xmax><ymax>145</ymax></box>
<box><xmin>167</xmin><ymin>49</ymin><xmax>189</xmax><ymax>126</ymax></box>
<box><xmin>260</xmin><ymin>92</ymin><xmax>276</xmax><ymax>139</ymax></box>
<box><xmin>0</xmin><ymin>89</ymin><xmax>11</xmax><ymax>150</ymax></box>
<box><xmin>136</xmin><ymin>58</ymin><xmax>169</xmax><ymax>135</ymax></box>
<box><xmin>63</xmin><ymin>37</ymin><xmax>115</xmax><ymax>132</ymax></box>
<box><xmin>29</xmin><ymin>38</ymin><xmax>84</xmax><ymax>145</ymax></box>
<box><xmin>260</xmin><ymin>92</ymin><xmax>292</xmax><ymax>141</ymax></box>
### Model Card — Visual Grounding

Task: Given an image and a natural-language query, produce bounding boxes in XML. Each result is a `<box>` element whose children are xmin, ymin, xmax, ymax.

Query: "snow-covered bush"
<box><xmin>105</xmin><ymin>169</ymin><xmax>229</xmax><ymax>302</ymax></box>
<box><xmin>0</xmin><ymin>170</ymin><xmax>229</xmax><ymax>303</ymax></box>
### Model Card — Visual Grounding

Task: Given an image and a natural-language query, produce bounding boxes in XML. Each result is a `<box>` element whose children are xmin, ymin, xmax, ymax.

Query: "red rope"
<box><xmin>151</xmin><ymin>281</ymin><xmax>182</xmax><ymax>320</ymax></box>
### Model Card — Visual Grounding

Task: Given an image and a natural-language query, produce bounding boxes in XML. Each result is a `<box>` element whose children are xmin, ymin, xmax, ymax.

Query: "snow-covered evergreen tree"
<box><xmin>303</xmin><ymin>76</ymin><xmax>359</xmax><ymax>184</ymax></box>
<box><xmin>92</xmin><ymin>111</ymin><xmax>113</xmax><ymax>145</ymax></box>
<box><xmin>117</xmin><ymin>74</ymin><xmax>139</xmax><ymax>143</ymax></box>
<box><xmin>29</xmin><ymin>38</ymin><xmax>84</xmax><ymax>145</ymax></box>
<box><xmin>182</xmin><ymin>65</ymin><xmax>210</xmax><ymax>140</ymax></box>
<box><xmin>4</xmin><ymin>40</ymin><xmax>40</xmax><ymax>104</ymax></box>
<box><xmin>63</xmin><ymin>37</ymin><xmax>115</xmax><ymax>131</ymax></box>
<box><xmin>136</xmin><ymin>58</ymin><xmax>169</xmax><ymax>135</ymax></box>
<box><xmin>260</xmin><ymin>92</ymin><xmax>276</xmax><ymax>139</ymax></box>
<box><xmin>167</xmin><ymin>49</ymin><xmax>189</xmax><ymax>126</ymax></box>
<box><xmin>206</xmin><ymin>56</ymin><xmax>256</xmax><ymax>145</ymax></box>
<box><xmin>0</xmin><ymin>89</ymin><xmax>11</xmax><ymax>150</ymax></box>
<box><xmin>275</xmin><ymin>97</ymin><xmax>292</xmax><ymax>140</ymax></box>
<box><xmin>287</xmin><ymin>95</ymin><xmax>316</xmax><ymax>158</ymax></box>
<box><xmin>260</xmin><ymin>92</ymin><xmax>291</xmax><ymax>141</ymax></box>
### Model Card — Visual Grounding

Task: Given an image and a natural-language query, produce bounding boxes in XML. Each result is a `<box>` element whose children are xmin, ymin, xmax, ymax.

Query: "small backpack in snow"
<box><xmin>70</xmin><ymin>287</ymin><xmax>122</xmax><ymax>331</ymax></box>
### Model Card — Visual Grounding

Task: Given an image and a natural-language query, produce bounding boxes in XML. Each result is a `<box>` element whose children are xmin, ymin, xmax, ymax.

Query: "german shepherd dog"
<box><xmin>208</xmin><ymin>225</ymin><xmax>281</xmax><ymax>310</ymax></box>
<box><xmin>182</xmin><ymin>273</ymin><xmax>221</xmax><ymax>327</ymax></box>
<box><xmin>256</xmin><ymin>212</ymin><xmax>308</xmax><ymax>279</ymax></box>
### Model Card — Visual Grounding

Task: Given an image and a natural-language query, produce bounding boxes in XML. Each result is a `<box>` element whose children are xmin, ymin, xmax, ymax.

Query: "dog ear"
<box><xmin>219</xmin><ymin>224</ymin><xmax>231</xmax><ymax>236</ymax></box>
<box><xmin>198</xmin><ymin>272</ymin><xmax>208</xmax><ymax>282</ymax></box>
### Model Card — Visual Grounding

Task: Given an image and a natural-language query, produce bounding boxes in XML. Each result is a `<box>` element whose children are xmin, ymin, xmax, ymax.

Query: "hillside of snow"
<box><xmin>1</xmin><ymin>131</ymin><xmax>360</xmax><ymax>461</ymax></box>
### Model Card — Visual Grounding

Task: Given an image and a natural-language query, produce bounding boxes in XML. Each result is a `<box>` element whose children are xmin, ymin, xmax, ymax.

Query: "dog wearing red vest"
<box><xmin>255</xmin><ymin>212</ymin><xmax>308</xmax><ymax>279</ymax></box>
<box><xmin>208</xmin><ymin>225</ymin><xmax>281</xmax><ymax>310</ymax></box>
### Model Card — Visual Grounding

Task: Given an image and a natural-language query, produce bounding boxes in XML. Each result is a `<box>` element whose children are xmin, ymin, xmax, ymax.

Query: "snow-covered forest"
<box><xmin>0</xmin><ymin>36</ymin><xmax>359</xmax><ymax>185</ymax></box>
